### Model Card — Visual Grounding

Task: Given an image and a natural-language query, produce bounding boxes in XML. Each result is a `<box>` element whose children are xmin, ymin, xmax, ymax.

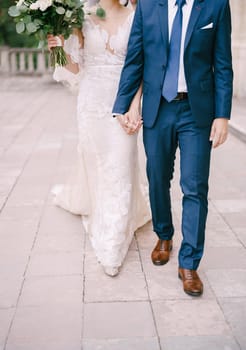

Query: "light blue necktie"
<box><xmin>162</xmin><ymin>0</ymin><xmax>186</xmax><ymax>102</ymax></box>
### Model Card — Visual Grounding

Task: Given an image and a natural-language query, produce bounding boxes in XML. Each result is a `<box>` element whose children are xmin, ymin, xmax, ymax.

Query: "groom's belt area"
<box><xmin>173</xmin><ymin>92</ymin><xmax>188</xmax><ymax>101</ymax></box>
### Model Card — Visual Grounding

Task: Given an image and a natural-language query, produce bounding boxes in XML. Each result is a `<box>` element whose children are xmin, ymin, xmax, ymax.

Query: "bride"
<box><xmin>47</xmin><ymin>0</ymin><xmax>150</xmax><ymax>276</ymax></box>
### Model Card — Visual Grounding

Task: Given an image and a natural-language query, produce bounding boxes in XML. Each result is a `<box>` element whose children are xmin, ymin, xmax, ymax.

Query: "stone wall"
<box><xmin>0</xmin><ymin>47</ymin><xmax>51</xmax><ymax>75</ymax></box>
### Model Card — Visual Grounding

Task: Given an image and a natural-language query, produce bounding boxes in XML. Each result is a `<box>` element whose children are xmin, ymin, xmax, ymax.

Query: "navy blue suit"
<box><xmin>113</xmin><ymin>0</ymin><xmax>233</xmax><ymax>269</ymax></box>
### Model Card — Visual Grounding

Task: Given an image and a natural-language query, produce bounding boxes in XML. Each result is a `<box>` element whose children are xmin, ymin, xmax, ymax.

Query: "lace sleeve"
<box><xmin>53</xmin><ymin>34</ymin><xmax>83</xmax><ymax>92</ymax></box>
<box><xmin>63</xmin><ymin>34</ymin><xmax>83</xmax><ymax>65</ymax></box>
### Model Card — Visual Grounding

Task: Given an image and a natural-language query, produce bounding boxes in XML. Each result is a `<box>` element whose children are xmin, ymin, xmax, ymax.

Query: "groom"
<box><xmin>113</xmin><ymin>0</ymin><xmax>233</xmax><ymax>296</ymax></box>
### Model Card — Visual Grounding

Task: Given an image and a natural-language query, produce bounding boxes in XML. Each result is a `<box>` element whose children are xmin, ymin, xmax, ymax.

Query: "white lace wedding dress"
<box><xmin>53</xmin><ymin>11</ymin><xmax>150</xmax><ymax>273</ymax></box>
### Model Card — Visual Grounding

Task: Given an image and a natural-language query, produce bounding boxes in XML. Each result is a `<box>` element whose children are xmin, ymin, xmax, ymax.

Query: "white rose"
<box><xmin>30</xmin><ymin>0</ymin><xmax>52</xmax><ymax>11</ymax></box>
<box><xmin>30</xmin><ymin>1</ymin><xmax>40</xmax><ymax>9</ymax></box>
<box><xmin>39</xmin><ymin>0</ymin><xmax>53</xmax><ymax>11</ymax></box>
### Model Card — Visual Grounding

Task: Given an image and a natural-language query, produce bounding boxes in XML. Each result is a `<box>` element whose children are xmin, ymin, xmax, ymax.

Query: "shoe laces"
<box><xmin>185</xmin><ymin>269</ymin><xmax>194</xmax><ymax>280</ymax></box>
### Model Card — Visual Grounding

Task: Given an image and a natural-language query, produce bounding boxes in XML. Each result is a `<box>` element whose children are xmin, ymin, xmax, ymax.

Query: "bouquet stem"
<box><xmin>50</xmin><ymin>47</ymin><xmax>68</xmax><ymax>67</ymax></box>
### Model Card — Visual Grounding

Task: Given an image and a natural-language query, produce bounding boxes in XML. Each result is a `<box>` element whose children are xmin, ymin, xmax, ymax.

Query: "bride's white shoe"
<box><xmin>102</xmin><ymin>265</ymin><xmax>120</xmax><ymax>277</ymax></box>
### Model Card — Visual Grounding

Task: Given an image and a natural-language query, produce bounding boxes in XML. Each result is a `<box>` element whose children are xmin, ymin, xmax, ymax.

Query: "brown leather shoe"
<box><xmin>151</xmin><ymin>239</ymin><xmax>172</xmax><ymax>265</ymax></box>
<box><xmin>178</xmin><ymin>268</ymin><xmax>203</xmax><ymax>297</ymax></box>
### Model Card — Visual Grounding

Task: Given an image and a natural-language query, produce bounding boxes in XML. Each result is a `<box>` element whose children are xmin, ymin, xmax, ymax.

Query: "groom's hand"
<box><xmin>209</xmin><ymin>118</ymin><xmax>229</xmax><ymax>148</ymax></box>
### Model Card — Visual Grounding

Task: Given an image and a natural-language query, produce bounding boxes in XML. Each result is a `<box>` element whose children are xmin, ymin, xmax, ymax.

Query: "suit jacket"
<box><xmin>112</xmin><ymin>0</ymin><xmax>233</xmax><ymax>128</ymax></box>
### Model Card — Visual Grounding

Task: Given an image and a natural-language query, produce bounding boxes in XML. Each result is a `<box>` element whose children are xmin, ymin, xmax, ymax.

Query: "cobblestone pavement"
<box><xmin>0</xmin><ymin>76</ymin><xmax>246</xmax><ymax>350</ymax></box>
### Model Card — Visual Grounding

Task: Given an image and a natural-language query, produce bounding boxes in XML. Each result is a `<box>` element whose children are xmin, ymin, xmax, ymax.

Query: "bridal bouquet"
<box><xmin>8</xmin><ymin>0</ymin><xmax>105</xmax><ymax>67</ymax></box>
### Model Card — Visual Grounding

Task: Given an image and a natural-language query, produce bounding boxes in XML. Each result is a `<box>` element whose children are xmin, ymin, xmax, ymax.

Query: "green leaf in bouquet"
<box><xmin>69</xmin><ymin>0</ymin><xmax>80</xmax><ymax>8</ymax></box>
<box><xmin>34</xmin><ymin>19</ymin><xmax>43</xmax><ymax>26</ymax></box>
<box><xmin>56</xmin><ymin>6</ymin><xmax>66</xmax><ymax>15</ymax></box>
<box><xmin>65</xmin><ymin>0</ymin><xmax>73</xmax><ymax>7</ymax></box>
<box><xmin>38</xmin><ymin>40</ymin><xmax>46</xmax><ymax>49</ymax></box>
<box><xmin>16</xmin><ymin>21</ymin><xmax>25</xmax><ymax>33</ymax></box>
<box><xmin>23</xmin><ymin>15</ymin><xmax>32</xmax><ymax>24</ymax></box>
<box><xmin>65</xmin><ymin>10</ymin><xmax>72</xmax><ymax>18</ymax></box>
<box><xmin>37</xmin><ymin>30</ymin><xmax>46</xmax><ymax>42</ymax></box>
<box><xmin>74</xmin><ymin>0</ymin><xmax>83</xmax><ymax>10</ymax></box>
<box><xmin>19</xmin><ymin>5</ymin><xmax>28</xmax><ymax>13</ymax></box>
<box><xmin>63</xmin><ymin>33</ymin><xmax>69</xmax><ymax>40</ymax></box>
<box><xmin>73</xmin><ymin>7</ymin><xmax>84</xmax><ymax>25</ymax></box>
<box><xmin>8</xmin><ymin>6</ymin><xmax>21</xmax><ymax>17</ymax></box>
<box><xmin>96</xmin><ymin>7</ymin><xmax>106</xmax><ymax>19</ymax></box>
<box><xmin>26</xmin><ymin>22</ymin><xmax>38</xmax><ymax>33</ymax></box>
<box><xmin>43</xmin><ymin>24</ymin><xmax>52</xmax><ymax>34</ymax></box>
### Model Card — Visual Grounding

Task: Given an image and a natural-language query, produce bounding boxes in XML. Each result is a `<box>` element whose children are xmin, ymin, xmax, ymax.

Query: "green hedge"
<box><xmin>0</xmin><ymin>0</ymin><xmax>38</xmax><ymax>47</ymax></box>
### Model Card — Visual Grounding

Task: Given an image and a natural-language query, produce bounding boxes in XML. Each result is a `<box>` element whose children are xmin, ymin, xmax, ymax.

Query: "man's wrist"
<box><xmin>214</xmin><ymin>116</ymin><xmax>229</xmax><ymax>120</ymax></box>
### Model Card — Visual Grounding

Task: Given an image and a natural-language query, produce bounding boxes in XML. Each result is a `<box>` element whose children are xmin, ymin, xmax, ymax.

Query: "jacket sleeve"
<box><xmin>213</xmin><ymin>0</ymin><xmax>233</xmax><ymax>119</ymax></box>
<box><xmin>112</xmin><ymin>0</ymin><xmax>144</xmax><ymax>114</ymax></box>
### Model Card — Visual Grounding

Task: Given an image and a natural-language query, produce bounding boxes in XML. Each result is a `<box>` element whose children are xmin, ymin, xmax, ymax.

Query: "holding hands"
<box><xmin>117</xmin><ymin>83</ymin><xmax>143</xmax><ymax>135</ymax></box>
<box><xmin>117</xmin><ymin>107</ymin><xmax>143</xmax><ymax>135</ymax></box>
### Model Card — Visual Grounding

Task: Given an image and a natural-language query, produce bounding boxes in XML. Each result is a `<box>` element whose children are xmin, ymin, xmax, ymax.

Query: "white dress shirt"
<box><xmin>168</xmin><ymin>0</ymin><xmax>194</xmax><ymax>92</ymax></box>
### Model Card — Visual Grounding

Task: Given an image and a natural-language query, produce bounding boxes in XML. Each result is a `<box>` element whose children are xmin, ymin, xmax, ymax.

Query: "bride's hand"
<box><xmin>47</xmin><ymin>34</ymin><xmax>64</xmax><ymax>51</ymax></box>
<box><xmin>125</xmin><ymin>104</ymin><xmax>143</xmax><ymax>134</ymax></box>
<box><xmin>117</xmin><ymin>114</ymin><xmax>132</xmax><ymax>134</ymax></box>
<box><xmin>117</xmin><ymin>111</ymin><xmax>142</xmax><ymax>135</ymax></box>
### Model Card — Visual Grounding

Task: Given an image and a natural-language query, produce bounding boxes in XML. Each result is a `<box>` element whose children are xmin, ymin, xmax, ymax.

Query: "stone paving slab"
<box><xmin>205</xmin><ymin>228</ymin><xmax>242</xmax><ymax>248</ymax></box>
<box><xmin>18</xmin><ymin>275</ymin><xmax>83</xmax><ymax>307</ymax></box>
<box><xmin>160</xmin><ymin>335</ymin><xmax>241</xmax><ymax>350</ymax></box>
<box><xmin>0</xmin><ymin>76</ymin><xmax>245</xmax><ymax>350</ymax></box>
<box><xmin>234</xmin><ymin>228</ymin><xmax>246</xmax><ymax>246</ymax></box>
<box><xmin>230</xmin><ymin>97</ymin><xmax>246</xmax><ymax>143</ymax></box>
<box><xmin>5</xmin><ymin>305</ymin><xmax>83</xmax><ymax>350</ymax></box>
<box><xmin>83</xmin><ymin>337</ymin><xmax>160</xmax><ymax>350</ymax></box>
<box><xmin>26</xmin><ymin>251</ymin><xmax>84</xmax><ymax>277</ymax></box>
<box><xmin>201</xmin><ymin>247</ymin><xmax>246</xmax><ymax>270</ymax></box>
<box><xmin>0</xmin><ymin>309</ymin><xmax>15</xmax><ymax>350</ymax></box>
<box><xmin>219</xmin><ymin>298</ymin><xmax>246</xmax><ymax>350</ymax></box>
<box><xmin>0</xmin><ymin>277</ymin><xmax>23</xmax><ymax>309</ymax></box>
<box><xmin>152</xmin><ymin>300</ymin><xmax>230</xmax><ymax>337</ymax></box>
<box><xmin>83</xmin><ymin>301</ymin><xmax>156</xmax><ymax>338</ymax></box>
<box><xmin>0</xmin><ymin>253</ymin><xmax>29</xmax><ymax>280</ymax></box>
<box><xmin>205</xmin><ymin>269</ymin><xmax>246</xmax><ymax>298</ymax></box>
<box><xmin>84</xmin><ymin>250</ymin><xmax>148</xmax><ymax>303</ymax></box>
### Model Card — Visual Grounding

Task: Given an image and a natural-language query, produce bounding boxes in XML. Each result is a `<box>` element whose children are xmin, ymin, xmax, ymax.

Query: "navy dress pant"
<box><xmin>143</xmin><ymin>98</ymin><xmax>212</xmax><ymax>270</ymax></box>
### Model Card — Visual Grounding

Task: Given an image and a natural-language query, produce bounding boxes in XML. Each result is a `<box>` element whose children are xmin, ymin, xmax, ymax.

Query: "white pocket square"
<box><xmin>200</xmin><ymin>22</ymin><xmax>213</xmax><ymax>30</ymax></box>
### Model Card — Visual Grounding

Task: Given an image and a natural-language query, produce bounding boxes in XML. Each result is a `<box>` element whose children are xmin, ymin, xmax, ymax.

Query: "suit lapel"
<box><xmin>184</xmin><ymin>0</ymin><xmax>204</xmax><ymax>51</ymax></box>
<box><xmin>158</xmin><ymin>0</ymin><xmax>169</xmax><ymax>53</ymax></box>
